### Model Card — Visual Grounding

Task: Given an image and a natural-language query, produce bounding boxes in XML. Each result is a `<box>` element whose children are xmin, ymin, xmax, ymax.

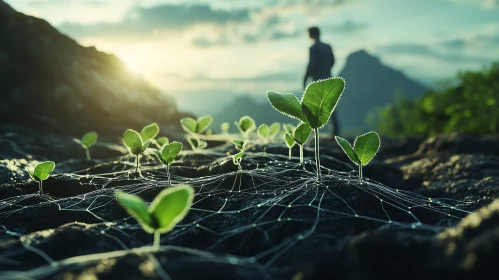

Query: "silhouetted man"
<box><xmin>303</xmin><ymin>26</ymin><xmax>339</xmax><ymax>136</ymax></box>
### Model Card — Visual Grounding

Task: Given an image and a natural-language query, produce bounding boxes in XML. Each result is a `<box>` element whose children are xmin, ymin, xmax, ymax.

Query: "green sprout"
<box><xmin>234</xmin><ymin>116</ymin><xmax>256</xmax><ymax>139</ymax></box>
<box><xmin>287</xmin><ymin>123</ymin><xmax>312</xmax><ymax>164</ymax></box>
<box><xmin>232</xmin><ymin>139</ymin><xmax>246</xmax><ymax>169</ymax></box>
<box><xmin>187</xmin><ymin>135</ymin><xmax>208</xmax><ymax>151</ymax></box>
<box><xmin>282</xmin><ymin>123</ymin><xmax>295</xmax><ymax>135</ymax></box>
<box><xmin>268</xmin><ymin>77</ymin><xmax>345</xmax><ymax>179</ymax></box>
<box><xmin>269</xmin><ymin>122</ymin><xmax>281</xmax><ymax>141</ymax></box>
<box><xmin>257</xmin><ymin>124</ymin><xmax>270</xmax><ymax>143</ymax></box>
<box><xmin>156</xmin><ymin>136</ymin><xmax>169</xmax><ymax>148</ymax></box>
<box><xmin>335</xmin><ymin>132</ymin><xmax>380</xmax><ymax>184</ymax></box>
<box><xmin>141</xmin><ymin>123</ymin><xmax>160</xmax><ymax>142</ymax></box>
<box><xmin>284</xmin><ymin>133</ymin><xmax>296</xmax><ymax>160</ymax></box>
<box><xmin>115</xmin><ymin>185</ymin><xmax>194</xmax><ymax>249</ymax></box>
<box><xmin>220</xmin><ymin>122</ymin><xmax>230</xmax><ymax>134</ymax></box>
<box><xmin>73</xmin><ymin>132</ymin><xmax>98</xmax><ymax>160</ymax></box>
<box><xmin>181</xmin><ymin>116</ymin><xmax>213</xmax><ymax>135</ymax></box>
<box><xmin>123</xmin><ymin>129</ymin><xmax>151</xmax><ymax>173</ymax></box>
<box><xmin>27</xmin><ymin>161</ymin><xmax>55</xmax><ymax>195</ymax></box>
<box><xmin>153</xmin><ymin>142</ymin><xmax>183</xmax><ymax>185</ymax></box>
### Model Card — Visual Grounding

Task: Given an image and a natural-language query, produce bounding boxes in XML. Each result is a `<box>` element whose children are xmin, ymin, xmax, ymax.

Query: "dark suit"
<box><xmin>304</xmin><ymin>40</ymin><xmax>339</xmax><ymax>136</ymax></box>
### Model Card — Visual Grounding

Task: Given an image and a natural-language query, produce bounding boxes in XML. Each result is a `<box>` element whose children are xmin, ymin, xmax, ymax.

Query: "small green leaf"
<box><xmin>267</xmin><ymin>91</ymin><xmax>308</xmax><ymax>123</ymax></box>
<box><xmin>81</xmin><ymin>132</ymin><xmax>98</xmax><ymax>148</ymax></box>
<box><xmin>161</xmin><ymin>142</ymin><xmax>183</xmax><ymax>165</ymax></box>
<box><xmin>31</xmin><ymin>161</ymin><xmax>55</xmax><ymax>181</ymax></box>
<box><xmin>232</xmin><ymin>139</ymin><xmax>246</xmax><ymax>150</ymax></box>
<box><xmin>353</xmin><ymin>131</ymin><xmax>380</xmax><ymax>166</ymax></box>
<box><xmin>232</xmin><ymin>151</ymin><xmax>244</xmax><ymax>165</ymax></box>
<box><xmin>285</xmin><ymin>133</ymin><xmax>296</xmax><ymax>148</ymax></box>
<box><xmin>293</xmin><ymin>123</ymin><xmax>312</xmax><ymax>145</ymax></box>
<box><xmin>257</xmin><ymin>124</ymin><xmax>270</xmax><ymax>139</ymax></box>
<box><xmin>335</xmin><ymin>136</ymin><xmax>360</xmax><ymax>165</ymax></box>
<box><xmin>181</xmin><ymin>118</ymin><xmax>197</xmax><ymax>134</ymax></box>
<box><xmin>141</xmin><ymin>123</ymin><xmax>160</xmax><ymax>141</ymax></box>
<box><xmin>236</xmin><ymin>116</ymin><xmax>256</xmax><ymax>134</ymax></box>
<box><xmin>301</xmin><ymin>77</ymin><xmax>345</xmax><ymax>129</ymax></box>
<box><xmin>196</xmin><ymin>116</ymin><xmax>213</xmax><ymax>134</ymax></box>
<box><xmin>115</xmin><ymin>190</ymin><xmax>154</xmax><ymax>233</ymax></box>
<box><xmin>187</xmin><ymin>136</ymin><xmax>207</xmax><ymax>150</ymax></box>
<box><xmin>157</xmin><ymin>137</ymin><xmax>169</xmax><ymax>147</ymax></box>
<box><xmin>220</xmin><ymin>122</ymin><xmax>230</xmax><ymax>133</ymax></box>
<box><xmin>141</xmin><ymin>139</ymin><xmax>151</xmax><ymax>152</ymax></box>
<box><xmin>153</xmin><ymin>149</ymin><xmax>168</xmax><ymax>165</ymax></box>
<box><xmin>149</xmin><ymin>185</ymin><xmax>195</xmax><ymax>234</ymax></box>
<box><xmin>123</xmin><ymin>129</ymin><xmax>143</xmax><ymax>156</ymax></box>
<box><xmin>269</xmin><ymin>122</ymin><xmax>281</xmax><ymax>137</ymax></box>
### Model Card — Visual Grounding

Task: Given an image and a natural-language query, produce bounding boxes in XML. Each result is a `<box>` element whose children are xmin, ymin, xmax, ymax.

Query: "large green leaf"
<box><xmin>196</xmin><ymin>116</ymin><xmax>213</xmax><ymax>134</ymax></box>
<box><xmin>353</xmin><ymin>131</ymin><xmax>380</xmax><ymax>166</ymax></box>
<box><xmin>31</xmin><ymin>161</ymin><xmax>55</xmax><ymax>181</ymax></box>
<box><xmin>301</xmin><ymin>77</ymin><xmax>345</xmax><ymax>129</ymax></box>
<box><xmin>123</xmin><ymin>129</ymin><xmax>143</xmax><ymax>155</ymax></box>
<box><xmin>267</xmin><ymin>91</ymin><xmax>308</xmax><ymax>123</ymax></box>
<box><xmin>149</xmin><ymin>185</ymin><xmax>195</xmax><ymax>234</ymax></box>
<box><xmin>257</xmin><ymin>124</ymin><xmax>270</xmax><ymax>139</ymax></box>
<box><xmin>81</xmin><ymin>132</ymin><xmax>98</xmax><ymax>148</ymax></box>
<box><xmin>269</xmin><ymin>122</ymin><xmax>281</xmax><ymax>137</ymax></box>
<box><xmin>115</xmin><ymin>190</ymin><xmax>154</xmax><ymax>233</ymax></box>
<box><xmin>181</xmin><ymin>118</ymin><xmax>197</xmax><ymax>134</ymax></box>
<box><xmin>285</xmin><ymin>133</ymin><xmax>296</xmax><ymax>148</ymax></box>
<box><xmin>292</xmin><ymin>123</ymin><xmax>312</xmax><ymax>145</ymax></box>
<box><xmin>237</xmin><ymin>116</ymin><xmax>255</xmax><ymax>134</ymax></box>
<box><xmin>335</xmin><ymin>136</ymin><xmax>360</xmax><ymax>165</ymax></box>
<box><xmin>161</xmin><ymin>142</ymin><xmax>183</xmax><ymax>165</ymax></box>
<box><xmin>141</xmin><ymin>123</ymin><xmax>160</xmax><ymax>141</ymax></box>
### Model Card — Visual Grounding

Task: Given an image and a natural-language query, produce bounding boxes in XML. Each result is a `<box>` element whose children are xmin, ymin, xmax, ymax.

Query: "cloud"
<box><xmin>327</xmin><ymin>19</ymin><xmax>369</xmax><ymax>33</ymax></box>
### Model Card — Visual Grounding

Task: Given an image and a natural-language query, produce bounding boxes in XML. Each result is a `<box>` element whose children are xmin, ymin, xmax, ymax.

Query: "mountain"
<box><xmin>0</xmin><ymin>1</ymin><xmax>184</xmax><ymax>136</ymax></box>
<box><xmin>337</xmin><ymin>50</ymin><xmax>429</xmax><ymax>133</ymax></box>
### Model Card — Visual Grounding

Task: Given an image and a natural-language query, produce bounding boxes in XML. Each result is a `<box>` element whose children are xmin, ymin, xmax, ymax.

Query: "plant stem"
<box><xmin>288</xmin><ymin>148</ymin><xmax>291</xmax><ymax>159</ymax></box>
<box><xmin>85</xmin><ymin>149</ymin><xmax>91</xmax><ymax>160</ymax></box>
<box><xmin>359</xmin><ymin>164</ymin><xmax>363</xmax><ymax>185</ymax></box>
<box><xmin>39</xmin><ymin>180</ymin><xmax>43</xmax><ymax>195</ymax></box>
<box><xmin>135</xmin><ymin>155</ymin><xmax>139</xmax><ymax>173</ymax></box>
<box><xmin>166</xmin><ymin>164</ymin><xmax>171</xmax><ymax>185</ymax></box>
<box><xmin>314</xmin><ymin>129</ymin><xmax>321</xmax><ymax>179</ymax></box>
<box><xmin>299</xmin><ymin>145</ymin><xmax>304</xmax><ymax>164</ymax></box>
<box><xmin>153</xmin><ymin>230</ymin><xmax>160</xmax><ymax>249</ymax></box>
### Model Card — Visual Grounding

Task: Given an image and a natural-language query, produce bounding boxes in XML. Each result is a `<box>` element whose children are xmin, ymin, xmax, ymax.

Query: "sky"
<box><xmin>5</xmin><ymin>0</ymin><xmax>499</xmax><ymax>104</ymax></box>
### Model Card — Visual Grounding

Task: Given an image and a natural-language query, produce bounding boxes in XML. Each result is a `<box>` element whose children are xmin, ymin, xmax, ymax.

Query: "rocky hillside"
<box><xmin>0</xmin><ymin>1</ymin><xmax>183</xmax><ymax>136</ymax></box>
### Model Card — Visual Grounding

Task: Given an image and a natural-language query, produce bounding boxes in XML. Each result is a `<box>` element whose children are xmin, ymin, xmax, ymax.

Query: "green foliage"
<box><xmin>232</xmin><ymin>151</ymin><xmax>244</xmax><ymax>166</ymax></box>
<box><xmin>235</xmin><ymin>116</ymin><xmax>256</xmax><ymax>135</ymax></box>
<box><xmin>123</xmin><ymin>129</ymin><xmax>150</xmax><ymax>156</ymax></box>
<box><xmin>269</xmin><ymin>122</ymin><xmax>281</xmax><ymax>139</ymax></box>
<box><xmin>156</xmin><ymin>137</ymin><xmax>169</xmax><ymax>147</ymax></box>
<box><xmin>181</xmin><ymin>116</ymin><xmax>213</xmax><ymax>135</ymax></box>
<box><xmin>28</xmin><ymin>161</ymin><xmax>55</xmax><ymax>182</ymax></box>
<box><xmin>282</xmin><ymin>123</ymin><xmax>295</xmax><ymax>135</ymax></box>
<box><xmin>232</xmin><ymin>139</ymin><xmax>246</xmax><ymax>150</ymax></box>
<box><xmin>335</xmin><ymin>137</ymin><xmax>359</xmax><ymax>164</ymax></box>
<box><xmin>141</xmin><ymin>123</ymin><xmax>160</xmax><ymax>142</ymax></box>
<box><xmin>153</xmin><ymin>142</ymin><xmax>183</xmax><ymax>165</ymax></box>
<box><xmin>267</xmin><ymin>91</ymin><xmax>308</xmax><ymax>123</ymax></box>
<box><xmin>257</xmin><ymin>124</ymin><xmax>270</xmax><ymax>140</ymax></box>
<box><xmin>232</xmin><ymin>139</ymin><xmax>246</xmax><ymax>167</ymax></box>
<box><xmin>302</xmin><ymin>78</ymin><xmax>345</xmax><ymax>129</ymax></box>
<box><xmin>74</xmin><ymin>132</ymin><xmax>98</xmax><ymax>160</ymax></box>
<box><xmin>375</xmin><ymin>62</ymin><xmax>499</xmax><ymax>137</ymax></box>
<box><xmin>285</xmin><ymin>133</ymin><xmax>296</xmax><ymax>148</ymax></box>
<box><xmin>290</xmin><ymin>123</ymin><xmax>311</xmax><ymax>145</ymax></box>
<box><xmin>220</xmin><ymin>122</ymin><xmax>230</xmax><ymax>134</ymax></box>
<box><xmin>187</xmin><ymin>136</ymin><xmax>208</xmax><ymax>150</ymax></box>
<box><xmin>115</xmin><ymin>185</ymin><xmax>195</xmax><ymax>248</ymax></box>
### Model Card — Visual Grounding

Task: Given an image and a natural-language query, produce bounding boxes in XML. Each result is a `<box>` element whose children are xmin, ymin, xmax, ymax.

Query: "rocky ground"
<box><xmin>0</xmin><ymin>125</ymin><xmax>499</xmax><ymax>280</ymax></box>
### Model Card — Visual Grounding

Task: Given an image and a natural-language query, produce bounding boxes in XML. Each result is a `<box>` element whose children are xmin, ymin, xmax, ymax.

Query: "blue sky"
<box><xmin>6</xmin><ymin>0</ymin><xmax>499</xmax><ymax>100</ymax></box>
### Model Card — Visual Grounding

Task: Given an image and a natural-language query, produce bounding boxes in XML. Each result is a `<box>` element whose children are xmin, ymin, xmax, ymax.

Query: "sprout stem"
<box><xmin>314</xmin><ymin>129</ymin><xmax>321</xmax><ymax>179</ymax></box>
<box><xmin>299</xmin><ymin>145</ymin><xmax>304</xmax><ymax>164</ymax></box>
<box><xmin>39</xmin><ymin>180</ymin><xmax>43</xmax><ymax>195</ymax></box>
<box><xmin>85</xmin><ymin>149</ymin><xmax>91</xmax><ymax>160</ymax></box>
<box><xmin>135</xmin><ymin>156</ymin><xmax>139</xmax><ymax>173</ymax></box>
<box><xmin>153</xmin><ymin>230</ymin><xmax>160</xmax><ymax>249</ymax></box>
<box><xmin>359</xmin><ymin>164</ymin><xmax>363</xmax><ymax>185</ymax></box>
<box><xmin>288</xmin><ymin>148</ymin><xmax>292</xmax><ymax>159</ymax></box>
<box><xmin>166</xmin><ymin>164</ymin><xmax>171</xmax><ymax>185</ymax></box>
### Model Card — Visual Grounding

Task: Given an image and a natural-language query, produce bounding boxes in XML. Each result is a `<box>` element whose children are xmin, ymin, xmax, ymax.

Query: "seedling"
<box><xmin>282</xmin><ymin>123</ymin><xmax>295</xmax><ymax>135</ymax></box>
<box><xmin>287</xmin><ymin>123</ymin><xmax>312</xmax><ymax>163</ymax></box>
<box><xmin>220</xmin><ymin>122</ymin><xmax>230</xmax><ymax>134</ymax></box>
<box><xmin>123</xmin><ymin>129</ymin><xmax>151</xmax><ymax>173</ymax></box>
<box><xmin>141</xmin><ymin>123</ymin><xmax>160</xmax><ymax>142</ymax></box>
<box><xmin>153</xmin><ymin>142</ymin><xmax>182</xmax><ymax>185</ymax></box>
<box><xmin>156</xmin><ymin>137</ymin><xmax>169</xmax><ymax>148</ymax></box>
<box><xmin>115</xmin><ymin>185</ymin><xmax>194</xmax><ymax>249</ymax></box>
<box><xmin>257</xmin><ymin>124</ymin><xmax>270</xmax><ymax>143</ymax></box>
<box><xmin>268</xmin><ymin>77</ymin><xmax>345</xmax><ymax>179</ymax></box>
<box><xmin>232</xmin><ymin>139</ymin><xmax>247</xmax><ymax>169</ymax></box>
<box><xmin>269</xmin><ymin>122</ymin><xmax>281</xmax><ymax>141</ymax></box>
<box><xmin>284</xmin><ymin>133</ymin><xmax>296</xmax><ymax>159</ymax></box>
<box><xmin>74</xmin><ymin>132</ymin><xmax>98</xmax><ymax>160</ymax></box>
<box><xmin>234</xmin><ymin>116</ymin><xmax>256</xmax><ymax>139</ymax></box>
<box><xmin>335</xmin><ymin>132</ymin><xmax>380</xmax><ymax>184</ymax></box>
<box><xmin>181</xmin><ymin>116</ymin><xmax>213</xmax><ymax>136</ymax></box>
<box><xmin>28</xmin><ymin>161</ymin><xmax>55</xmax><ymax>195</ymax></box>
<box><xmin>187</xmin><ymin>135</ymin><xmax>208</xmax><ymax>151</ymax></box>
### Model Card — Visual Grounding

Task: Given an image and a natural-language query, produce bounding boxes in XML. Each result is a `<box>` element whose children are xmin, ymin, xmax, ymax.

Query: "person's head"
<box><xmin>308</xmin><ymin>26</ymin><xmax>320</xmax><ymax>40</ymax></box>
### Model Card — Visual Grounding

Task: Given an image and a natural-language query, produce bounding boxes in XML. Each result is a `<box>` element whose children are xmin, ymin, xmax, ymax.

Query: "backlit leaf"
<box><xmin>301</xmin><ymin>77</ymin><xmax>345</xmax><ymax>129</ymax></box>
<box><xmin>353</xmin><ymin>131</ymin><xmax>380</xmax><ymax>166</ymax></box>
<box><xmin>149</xmin><ymin>185</ymin><xmax>195</xmax><ymax>234</ymax></box>
<box><xmin>267</xmin><ymin>91</ymin><xmax>308</xmax><ymax>123</ymax></box>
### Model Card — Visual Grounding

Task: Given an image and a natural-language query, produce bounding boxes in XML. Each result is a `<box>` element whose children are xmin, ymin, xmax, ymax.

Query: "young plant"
<box><xmin>234</xmin><ymin>116</ymin><xmax>256</xmax><ymax>139</ymax></box>
<box><xmin>153</xmin><ymin>142</ymin><xmax>182</xmax><ymax>185</ymax></box>
<box><xmin>257</xmin><ymin>124</ymin><xmax>270</xmax><ymax>143</ymax></box>
<box><xmin>73</xmin><ymin>132</ymin><xmax>98</xmax><ymax>160</ymax></box>
<box><xmin>28</xmin><ymin>161</ymin><xmax>55</xmax><ymax>195</ymax></box>
<box><xmin>268</xmin><ymin>77</ymin><xmax>345</xmax><ymax>179</ymax></box>
<box><xmin>287</xmin><ymin>123</ymin><xmax>312</xmax><ymax>163</ymax></box>
<box><xmin>220</xmin><ymin>122</ymin><xmax>230</xmax><ymax>134</ymax></box>
<box><xmin>123</xmin><ymin>129</ymin><xmax>151</xmax><ymax>173</ymax></box>
<box><xmin>115</xmin><ymin>185</ymin><xmax>194</xmax><ymax>249</ymax></box>
<box><xmin>156</xmin><ymin>136</ymin><xmax>169</xmax><ymax>148</ymax></box>
<box><xmin>187</xmin><ymin>135</ymin><xmax>208</xmax><ymax>151</ymax></box>
<box><xmin>335</xmin><ymin>132</ymin><xmax>380</xmax><ymax>184</ymax></box>
<box><xmin>232</xmin><ymin>139</ymin><xmax>246</xmax><ymax>169</ymax></box>
<box><xmin>282</xmin><ymin>123</ymin><xmax>295</xmax><ymax>135</ymax></box>
<box><xmin>141</xmin><ymin>123</ymin><xmax>160</xmax><ymax>142</ymax></box>
<box><xmin>181</xmin><ymin>116</ymin><xmax>213</xmax><ymax>136</ymax></box>
<box><xmin>269</xmin><ymin>122</ymin><xmax>281</xmax><ymax>141</ymax></box>
<box><xmin>284</xmin><ymin>133</ymin><xmax>296</xmax><ymax>159</ymax></box>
